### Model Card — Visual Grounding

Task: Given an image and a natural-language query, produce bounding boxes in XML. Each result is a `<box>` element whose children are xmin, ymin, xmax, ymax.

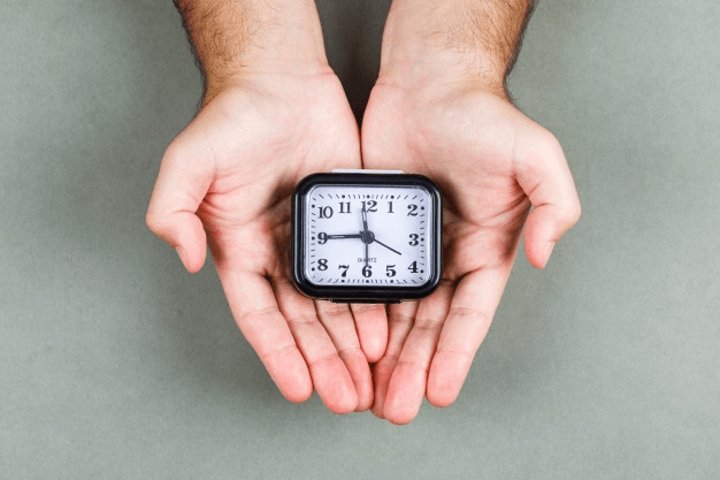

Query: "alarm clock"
<box><xmin>292</xmin><ymin>170</ymin><xmax>442</xmax><ymax>303</ymax></box>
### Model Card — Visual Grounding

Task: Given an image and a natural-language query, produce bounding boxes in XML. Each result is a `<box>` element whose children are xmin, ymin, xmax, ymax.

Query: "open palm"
<box><xmin>362</xmin><ymin>83</ymin><xmax>581</xmax><ymax>423</ymax></box>
<box><xmin>147</xmin><ymin>72</ymin><xmax>387</xmax><ymax>413</ymax></box>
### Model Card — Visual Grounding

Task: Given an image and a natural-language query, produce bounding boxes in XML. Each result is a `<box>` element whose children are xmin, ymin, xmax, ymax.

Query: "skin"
<box><xmin>146</xmin><ymin>0</ymin><xmax>388</xmax><ymax>414</ymax></box>
<box><xmin>149</xmin><ymin>0</ymin><xmax>580</xmax><ymax>424</ymax></box>
<box><xmin>362</xmin><ymin>0</ymin><xmax>581</xmax><ymax>424</ymax></box>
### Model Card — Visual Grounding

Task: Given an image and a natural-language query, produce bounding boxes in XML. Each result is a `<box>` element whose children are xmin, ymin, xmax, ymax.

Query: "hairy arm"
<box><xmin>363</xmin><ymin>0</ymin><xmax>580</xmax><ymax>423</ymax></box>
<box><xmin>379</xmin><ymin>0</ymin><xmax>535</xmax><ymax>95</ymax></box>
<box><xmin>173</xmin><ymin>0</ymin><xmax>329</xmax><ymax>98</ymax></box>
<box><xmin>148</xmin><ymin>0</ymin><xmax>383</xmax><ymax>414</ymax></box>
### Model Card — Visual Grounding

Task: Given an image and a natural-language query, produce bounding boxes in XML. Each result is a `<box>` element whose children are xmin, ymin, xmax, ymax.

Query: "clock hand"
<box><xmin>361</xmin><ymin>204</ymin><xmax>370</xmax><ymax>267</ymax></box>
<box><xmin>372</xmin><ymin>238</ymin><xmax>402</xmax><ymax>256</ymax></box>
<box><xmin>325</xmin><ymin>234</ymin><xmax>362</xmax><ymax>240</ymax></box>
<box><xmin>361</xmin><ymin>204</ymin><xmax>369</xmax><ymax>232</ymax></box>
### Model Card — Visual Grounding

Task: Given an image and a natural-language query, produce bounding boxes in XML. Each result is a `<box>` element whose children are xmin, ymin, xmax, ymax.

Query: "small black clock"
<box><xmin>292</xmin><ymin>170</ymin><xmax>442</xmax><ymax>303</ymax></box>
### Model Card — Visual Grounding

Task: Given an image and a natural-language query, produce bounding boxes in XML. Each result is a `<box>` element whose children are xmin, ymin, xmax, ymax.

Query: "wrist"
<box><xmin>203</xmin><ymin>61</ymin><xmax>334</xmax><ymax>102</ymax></box>
<box><xmin>180</xmin><ymin>0</ymin><xmax>330</xmax><ymax>96</ymax></box>
<box><xmin>377</xmin><ymin>0</ymin><xmax>512</xmax><ymax>96</ymax></box>
<box><xmin>377</xmin><ymin>51</ymin><xmax>507</xmax><ymax>99</ymax></box>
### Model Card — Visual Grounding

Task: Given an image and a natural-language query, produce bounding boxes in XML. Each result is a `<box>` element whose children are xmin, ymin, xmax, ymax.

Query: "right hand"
<box><xmin>146</xmin><ymin>70</ymin><xmax>388</xmax><ymax>413</ymax></box>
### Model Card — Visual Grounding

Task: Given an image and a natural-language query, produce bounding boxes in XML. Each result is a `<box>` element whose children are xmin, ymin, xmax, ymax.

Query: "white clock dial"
<box><xmin>304</xmin><ymin>184</ymin><xmax>434</xmax><ymax>287</ymax></box>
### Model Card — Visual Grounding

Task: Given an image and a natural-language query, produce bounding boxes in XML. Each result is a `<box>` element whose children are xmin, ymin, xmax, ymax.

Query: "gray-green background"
<box><xmin>1</xmin><ymin>1</ymin><xmax>718</xmax><ymax>478</ymax></box>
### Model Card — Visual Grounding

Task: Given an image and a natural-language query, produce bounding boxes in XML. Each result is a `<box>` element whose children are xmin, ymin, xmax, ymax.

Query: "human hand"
<box><xmin>362</xmin><ymin>0</ymin><xmax>581</xmax><ymax>424</ymax></box>
<box><xmin>146</xmin><ymin>1</ymin><xmax>387</xmax><ymax>413</ymax></box>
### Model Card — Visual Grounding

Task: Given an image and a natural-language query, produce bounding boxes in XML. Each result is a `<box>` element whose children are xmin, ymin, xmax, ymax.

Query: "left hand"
<box><xmin>362</xmin><ymin>80</ymin><xmax>581</xmax><ymax>424</ymax></box>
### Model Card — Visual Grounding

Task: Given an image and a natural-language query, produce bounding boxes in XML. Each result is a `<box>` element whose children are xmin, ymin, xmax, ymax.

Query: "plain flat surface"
<box><xmin>1</xmin><ymin>1</ymin><xmax>719</xmax><ymax>478</ymax></box>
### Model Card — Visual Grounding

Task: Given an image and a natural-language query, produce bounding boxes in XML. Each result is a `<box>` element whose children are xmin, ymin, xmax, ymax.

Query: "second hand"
<box><xmin>373</xmin><ymin>238</ymin><xmax>402</xmax><ymax>256</ymax></box>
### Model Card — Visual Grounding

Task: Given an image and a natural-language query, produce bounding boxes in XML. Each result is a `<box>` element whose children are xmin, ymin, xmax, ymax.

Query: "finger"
<box><xmin>383</xmin><ymin>282</ymin><xmax>454</xmax><ymax>425</ymax></box>
<box><xmin>315</xmin><ymin>301</ymin><xmax>373</xmax><ymax>411</ymax></box>
<box><xmin>515</xmin><ymin>130</ymin><xmax>581</xmax><ymax>269</ymax></box>
<box><xmin>371</xmin><ymin>302</ymin><xmax>417</xmax><ymax>419</ymax></box>
<box><xmin>215</xmin><ymin>269</ymin><xmax>312</xmax><ymax>403</ymax></box>
<box><xmin>426</xmin><ymin>267</ymin><xmax>510</xmax><ymax>408</ymax></box>
<box><xmin>350</xmin><ymin>304</ymin><xmax>388</xmax><ymax>363</ymax></box>
<box><xmin>274</xmin><ymin>280</ymin><xmax>358</xmax><ymax>414</ymax></box>
<box><xmin>146</xmin><ymin>139</ymin><xmax>213</xmax><ymax>273</ymax></box>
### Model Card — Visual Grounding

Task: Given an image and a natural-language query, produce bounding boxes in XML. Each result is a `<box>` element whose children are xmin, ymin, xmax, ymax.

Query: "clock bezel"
<box><xmin>292</xmin><ymin>172</ymin><xmax>442</xmax><ymax>303</ymax></box>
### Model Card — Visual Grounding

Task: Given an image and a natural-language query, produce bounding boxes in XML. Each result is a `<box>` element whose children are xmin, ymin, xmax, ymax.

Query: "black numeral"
<box><xmin>318</xmin><ymin>259</ymin><xmax>329</xmax><ymax>271</ymax></box>
<box><xmin>362</xmin><ymin>200</ymin><xmax>378</xmax><ymax>213</ymax></box>
<box><xmin>318</xmin><ymin>206</ymin><xmax>334</xmax><ymax>219</ymax></box>
<box><xmin>408</xmin><ymin>261</ymin><xmax>419</xmax><ymax>273</ymax></box>
<box><xmin>407</xmin><ymin>204</ymin><xmax>419</xmax><ymax>216</ymax></box>
<box><xmin>387</xmin><ymin>201</ymin><xmax>394</xmax><ymax>214</ymax></box>
<box><xmin>338</xmin><ymin>264</ymin><xmax>349</xmax><ymax>277</ymax></box>
<box><xmin>339</xmin><ymin>202</ymin><xmax>351</xmax><ymax>214</ymax></box>
<box><xmin>386</xmin><ymin>265</ymin><xmax>397</xmax><ymax>277</ymax></box>
<box><xmin>318</xmin><ymin>232</ymin><xmax>328</xmax><ymax>245</ymax></box>
<box><xmin>362</xmin><ymin>265</ymin><xmax>373</xmax><ymax>278</ymax></box>
<box><xmin>408</xmin><ymin>234</ymin><xmax>420</xmax><ymax>246</ymax></box>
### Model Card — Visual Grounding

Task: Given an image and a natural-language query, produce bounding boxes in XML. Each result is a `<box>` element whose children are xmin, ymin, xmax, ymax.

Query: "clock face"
<box><xmin>303</xmin><ymin>184</ymin><xmax>435</xmax><ymax>287</ymax></box>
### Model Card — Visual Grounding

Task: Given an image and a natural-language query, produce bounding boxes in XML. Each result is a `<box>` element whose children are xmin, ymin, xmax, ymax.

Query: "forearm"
<box><xmin>174</xmin><ymin>0</ymin><xmax>329</xmax><ymax>96</ymax></box>
<box><xmin>379</xmin><ymin>0</ymin><xmax>535</xmax><ymax>94</ymax></box>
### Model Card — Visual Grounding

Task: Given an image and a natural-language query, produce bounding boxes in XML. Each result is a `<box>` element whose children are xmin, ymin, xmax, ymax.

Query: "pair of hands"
<box><xmin>146</xmin><ymin>1</ymin><xmax>580</xmax><ymax>423</ymax></box>
<box><xmin>146</xmin><ymin>69</ymin><xmax>579</xmax><ymax>423</ymax></box>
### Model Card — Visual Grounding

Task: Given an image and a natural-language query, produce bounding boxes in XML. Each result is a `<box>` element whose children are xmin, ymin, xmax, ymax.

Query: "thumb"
<box><xmin>515</xmin><ymin>130</ymin><xmax>581</xmax><ymax>269</ymax></box>
<box><xmin>146</xmin><ymin>138</ymin><xmax>213</xmax><ymax>273</ymax></box>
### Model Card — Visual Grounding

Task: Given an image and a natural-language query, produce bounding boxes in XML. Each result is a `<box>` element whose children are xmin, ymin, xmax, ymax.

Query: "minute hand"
<box><xmin>361</xmin><ymin>205</ymin><xmax>371</xmax><ymax>268</ymax></box>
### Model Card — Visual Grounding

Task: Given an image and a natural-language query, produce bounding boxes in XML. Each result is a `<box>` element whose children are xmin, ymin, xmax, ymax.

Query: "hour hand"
<box><xmin>324</xmin><ymin>233</ymin><xmax>362</xmax><ymax>240</ymax></box>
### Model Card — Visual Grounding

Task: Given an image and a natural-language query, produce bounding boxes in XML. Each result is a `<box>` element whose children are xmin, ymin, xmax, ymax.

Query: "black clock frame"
<box><xmin>292</xmin><ymin>172</ymin><xmax>443</xmax><ymax>303</ymax></box>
